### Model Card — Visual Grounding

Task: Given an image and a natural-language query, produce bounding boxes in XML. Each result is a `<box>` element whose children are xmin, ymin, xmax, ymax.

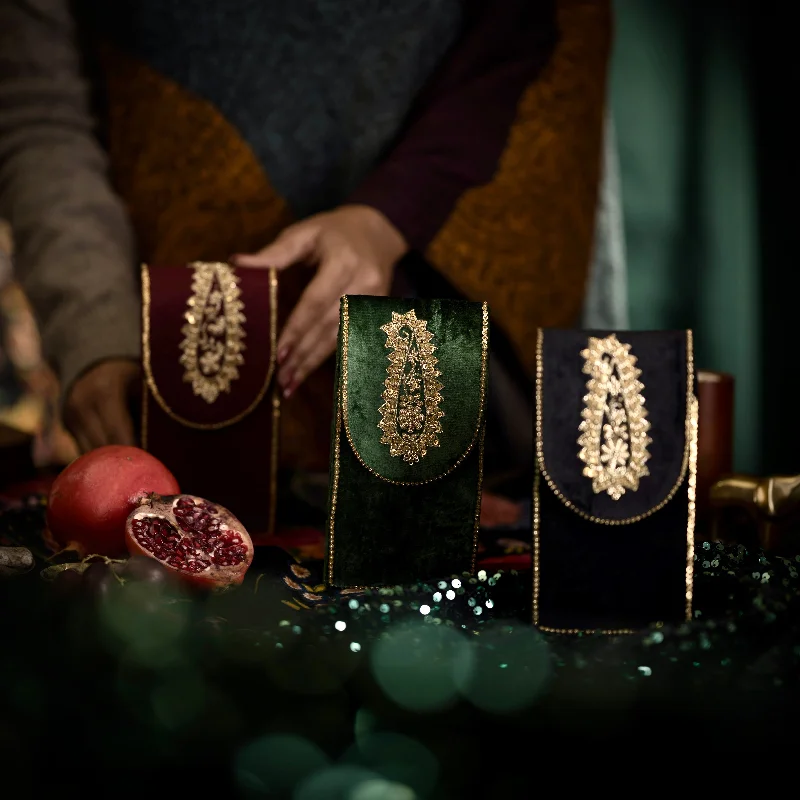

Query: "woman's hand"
<box><xmin>233</xmin><ymin>205</ymin><xmax>408</xmax><ymax>398</ymax></box>
<box><xmin>64</xmin><ymin>359</ymin><xmax>140</xmax><ymax>452</ymax></box>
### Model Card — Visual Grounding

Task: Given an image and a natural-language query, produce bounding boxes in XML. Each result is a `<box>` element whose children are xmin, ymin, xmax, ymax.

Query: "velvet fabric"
<box><xmin>345</xmin><ymin>296</ymin><xmax>484</xmax><ymax>483</ymax></box>
<box><xmin>326</xmin><ymin>296</ymin><xmax>488</xmax><ymax>587</ymax></box>
<box><xmin>142</xmin><ymin>265</ymin><xmax>278</xmax><ymax>534</ymax></box>
<box><xmin>535</xmin><ymin>329</ymin><xmax>694</xmax><ymax>630</ymax></box>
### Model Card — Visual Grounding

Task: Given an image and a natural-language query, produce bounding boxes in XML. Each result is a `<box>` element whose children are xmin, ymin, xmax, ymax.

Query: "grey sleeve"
<box><xmin>0</xmin><ymin>0</ymin><xmax>140</xmax><ymax>400</ymax></box>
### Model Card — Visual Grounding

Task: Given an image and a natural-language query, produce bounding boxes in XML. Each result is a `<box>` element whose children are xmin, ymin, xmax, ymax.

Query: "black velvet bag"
<box><xmin>533</xmin><ymin>329</ymin><xmax>698</xmax><ymax>633</ymax></box>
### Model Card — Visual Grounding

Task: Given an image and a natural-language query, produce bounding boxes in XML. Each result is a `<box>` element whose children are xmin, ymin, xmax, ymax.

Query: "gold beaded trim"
<box><xmin>470</xmin><ymin>423</ymin><xmax>486</xmax><ymax>575</ymax></box>
<box><xmin>325</xmin><ymin>391</ymin><xmax>342</xmax><ymax>586</ymax></box>
<box><xmin>532</xmin><ymin>329</ymin><xmax>698</xmax><ymax>634</ymax></box>
<box><xmin>378</xmin><ymin>310</ymin><xmax>444</xmax><ymax>464</ymax></box>
<box><xmin>325</xmin><ymin>297</ymin><xmax>488</xmax><ymax>588</ymax></box>
<box><xmin>141</xmin><ymin>263</ymin><xmax>278</xmax><ymax>430</ymax></box>
<box><xmin>268</xmin><ymin>386</ymin><xmax>281</xmax><ymax>536</ymax></box>
<box><xmin>341</xmin><ymin>297</ymin><xmax>489</xmax><ymax>486</ymax></box>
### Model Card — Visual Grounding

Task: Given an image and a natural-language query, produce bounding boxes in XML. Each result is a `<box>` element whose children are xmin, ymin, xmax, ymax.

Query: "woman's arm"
<box><xmin>0</xmin><ymin>0</ymin><xmax>140</xmax><ymax>405</ymax></box>
<box><xmin>235</xmin><ymin>0</ymin><xmax>565</xmax><ymax>395</ymax></box>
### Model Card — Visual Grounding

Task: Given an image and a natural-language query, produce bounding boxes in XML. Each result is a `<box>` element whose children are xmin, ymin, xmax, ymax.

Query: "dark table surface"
<box><xmin>1</xmin><ymin>464</ymin><xmax>799</xmax><ymax>797</ymax></box>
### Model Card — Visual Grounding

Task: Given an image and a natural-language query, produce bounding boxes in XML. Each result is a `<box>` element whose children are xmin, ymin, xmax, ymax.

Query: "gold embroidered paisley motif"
<box><xmin>577</xmin><ymin>334</ymin><xmax>652</xmax><ymax>500</ymax></box>
<box><xmin>378</xmin><ymin>310</ymin><xmax>444</xmax><ymax>464</ymax></box>
<box><xmin>179</xmin><ymin>262</ymin><xmax>246</xmax><ymax>403</ymax></box>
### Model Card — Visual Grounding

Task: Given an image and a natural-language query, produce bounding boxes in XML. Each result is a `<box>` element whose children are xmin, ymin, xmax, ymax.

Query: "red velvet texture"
<box><xmin>141</xmin><ymin>264</ymin><xmax>278</xmax><ymax>534</ymax></box>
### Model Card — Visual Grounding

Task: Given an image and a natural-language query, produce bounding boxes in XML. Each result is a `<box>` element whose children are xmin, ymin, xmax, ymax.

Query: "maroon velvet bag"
<box><xmin>140</xmin><ymin>262</ymin><xmax>279</xmax><ymax>535</ymax></box>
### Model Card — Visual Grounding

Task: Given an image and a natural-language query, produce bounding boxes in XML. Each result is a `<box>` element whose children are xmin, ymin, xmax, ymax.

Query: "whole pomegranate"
<box><xmin>125</xmin><ymin>494</ymin><xmax>253</xmax><ymax>589</ymax></box>
<box><xmin>47</xmin><ymin>446</ymin><xmax>180</xmax><ymax>557</ymax></box>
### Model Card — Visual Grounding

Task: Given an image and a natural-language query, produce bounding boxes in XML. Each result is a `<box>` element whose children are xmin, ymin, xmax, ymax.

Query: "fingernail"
<box><xmin>283</xmin><ymin>385</ymin><xmax>293</xmax><ymax>399</ymax></box>
<box><xmin>278</xmin><ymin>369</ymin><xmax>293</xmax><ymax>389</ymax></box>
<box><xmin>277</xmin><ymin>345</ymin><xmax>289</xmax><ymax>364</ymax></box>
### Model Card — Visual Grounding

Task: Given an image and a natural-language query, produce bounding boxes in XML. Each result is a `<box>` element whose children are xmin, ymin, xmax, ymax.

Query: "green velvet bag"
<box><xmin>325</xmin><ymin>295</ymin><xmax>489</xmax><ymax>588</ymax></box>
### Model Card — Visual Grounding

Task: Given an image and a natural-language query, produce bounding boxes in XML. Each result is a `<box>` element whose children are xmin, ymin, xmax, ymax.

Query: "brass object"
<box><xmin>378</xmin><ymin>309</ymin><xmax>444</xmax><ymax>464</ymax></box>
<box><xmin>179</xmin><ymin>261</ymin><xmax>246</xmax><ymax>403</ymax></box>
<box><xmin>578</xmin><ymin>334</ymin><xmax>652</xmax><ymax>500</ymax></box>
<box><xmin>710</xmin><ymin>473</ymin><xmax>800</xmax><ymax>551</ymax></box>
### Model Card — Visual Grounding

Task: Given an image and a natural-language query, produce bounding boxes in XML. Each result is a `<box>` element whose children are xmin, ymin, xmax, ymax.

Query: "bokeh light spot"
<box><xmin>370</xmin><ymin>621</ymin><xmax>473</xmax><ymax>712</ymax></box>
<box><xmin>350</xmin><ymin>779</ymin><xmax>417</xmax><ymax>800</ymax></box>
<box><xmin>453</xmin><ymin>624</ymin><xmax>552</xmax><ymax>713</ymax></box>
<box><xmin>150</xmin><ymin>672</ymin><xmax>207</xmax><ymax>730</ymax></box>
<box><xmin>295</xmin><ymin>766</ymin><xmax>382</xmax><ymax>800</ymax></box>
<box><xmin>343</xmin><ymin>732</ymin><xmax>437</xmax><ymax>798</ymax></box>
<box><xmin>99</xmin><ymin>583</ymin><xmax>189</xmax><ymax>667</ymax></box>
<box><xmin>234</xmin><ymin>734</ymin><xmax>329</xmax><ymax>798</ymax></box>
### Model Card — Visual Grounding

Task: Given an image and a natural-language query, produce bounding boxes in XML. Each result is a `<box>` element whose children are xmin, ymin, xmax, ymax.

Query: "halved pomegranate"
<box><xmin>125</xmin><ymin>494</ymin><xmax>253</xmax><ymax>589</ymax></box>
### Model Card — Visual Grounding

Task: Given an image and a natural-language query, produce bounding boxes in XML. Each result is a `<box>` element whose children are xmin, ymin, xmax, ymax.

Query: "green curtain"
<box><xmin>611</xmin><ymin>0</ymin><xmax>761</xmax><ymax>473</ymax></box>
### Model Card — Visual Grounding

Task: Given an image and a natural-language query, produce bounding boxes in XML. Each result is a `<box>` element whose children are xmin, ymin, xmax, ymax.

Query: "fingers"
<box><xmin>277</xmin><ymin>265</ymin><xmax>347</xmax><ymax>368</ymax></box>
<box><xmin>66</xmin><ymin>396</ymin><xmax>135</xmax><ymax>452</ymax></box>
<box><xmin>100</xmin><ymin>390</ymin><xmax>137</xmax><ymax>447</ymax></box>
<box><xmin>63</xmin><ymin>359</ymin><xmax>140</xmax><ymax>453</ymax></box>
<box><xmin>245</xmin><ymin>208</ymin><xmax>398</xmax><ymax>395</ymax></box>
<box><xmin>232</xmin><ymin>222</ymin><xmax>318</xmax><ymax>270</ymax></box>
<box><xmin>278</xmin><ymin>303</ymin><xmax>340</xmax><ymax>397</ymax></box>
<box><xmin>66</xmin><ymin>407</ymin><xmax>109</xmax><ymax>454</ymax></box>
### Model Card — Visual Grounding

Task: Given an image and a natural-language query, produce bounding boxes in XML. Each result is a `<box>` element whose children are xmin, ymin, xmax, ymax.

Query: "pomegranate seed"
<box><xmin>211</xmin><ymin>546</ymin><xmax>246</xmax><ymax>567</ymax></box>
<box><xmin>180</xmin><ymin>559</ymin><xmax>210</xmax><ymax>573</ymax></box>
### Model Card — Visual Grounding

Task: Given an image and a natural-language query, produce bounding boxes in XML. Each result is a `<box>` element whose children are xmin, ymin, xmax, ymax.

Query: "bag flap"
<box><xmin>536</xmin><ymin>328</ymin><xmax>696</xmax><ymax>522</ymax></box>
<box><xmin>340</xmin><ymin>295</ymin><xmax>488</xmax><ymax>485</ymax></box>
<box><xmin>141</xmin><ymin>262</ymin><xmax>277</xmax><ymax>429</ymax></box>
